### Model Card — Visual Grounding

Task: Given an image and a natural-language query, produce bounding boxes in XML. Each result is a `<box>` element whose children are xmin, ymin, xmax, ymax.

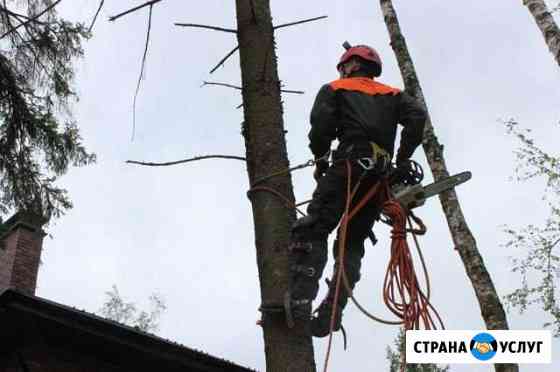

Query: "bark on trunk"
<box><xmin>379</xmin><ymin>1</ymin><xmax>519</xmax><ymax>372</ymax></box>
<box><xmin>524</xmin><ymin>0</ymin><xmax>560</xmax><ymax>67</ymax></box>
<box><xmin>234</xmin><ymin>1</ymin><xmax>316</xmax><ymax>371</ymax></box>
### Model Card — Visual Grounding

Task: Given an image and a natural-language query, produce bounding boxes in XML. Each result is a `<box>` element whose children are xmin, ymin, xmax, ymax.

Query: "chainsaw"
<box><xmin>390</xmin><ymin>160</ymin><xmax>472</xmax><ymax>210</ymax></box>
<box><xmin>367</xmin><ymin>160</ymin><xmax>471</xmax><ymax>243</ymax></box>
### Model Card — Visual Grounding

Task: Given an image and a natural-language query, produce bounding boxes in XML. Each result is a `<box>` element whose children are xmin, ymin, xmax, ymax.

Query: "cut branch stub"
<box><xmin>273</xmin><ymin>15</ymin><xmax>328</xmax><ymax>30</ymax></box>
<box><xmin>210</xmin><ymin>45</ymin><xmax>240</xmax><ymax>74</ymax></box>
<box><xmin>201</xmin><ymin>81</ymin><xmax>243</xmax><ymax>90</ymax></box>
<box><xmin>280</xmin><ymin>89</ymin><xmax>304</xmax><ymax>94</ymax></box>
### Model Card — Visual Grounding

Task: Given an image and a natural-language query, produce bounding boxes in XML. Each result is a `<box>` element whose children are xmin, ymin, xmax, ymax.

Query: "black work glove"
<box><xmin>391</xmin><ymin>159</ymin><xmax>413</xmax><ymax>185</ymax></box>
<box><xmin>313</xmin><ymin>159</ymin><xmax>329</xmax><ymax>182</ymax></box>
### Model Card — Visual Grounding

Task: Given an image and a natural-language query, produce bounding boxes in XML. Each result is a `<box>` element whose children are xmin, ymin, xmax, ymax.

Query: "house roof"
<box><xmin>0</xmin><ymin>289</ymin><xmax>257</xmax><ymax>372</ymax></box>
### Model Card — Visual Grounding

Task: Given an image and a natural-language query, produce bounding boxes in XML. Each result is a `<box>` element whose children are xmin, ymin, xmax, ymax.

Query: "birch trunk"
<box><xmin>523</xmin><ymin>0</ymin><xmax>560</xmax><ymax>67</ymax></box>
<box><xmin>379</xmin><ymin>1</ymin><xmax>519</xmax><ymax>372</ymax></box>
<box><xmin>234</xmin><ymin>1</ymin><xmax>316</xmax><ymax>371</ymax></box>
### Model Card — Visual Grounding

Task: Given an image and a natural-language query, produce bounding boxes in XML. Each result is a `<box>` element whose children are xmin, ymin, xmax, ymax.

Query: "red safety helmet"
<box><xmin>337</xmin><ymin>45</ymin><xmax>382</xmax><ymax>77</ymax></box>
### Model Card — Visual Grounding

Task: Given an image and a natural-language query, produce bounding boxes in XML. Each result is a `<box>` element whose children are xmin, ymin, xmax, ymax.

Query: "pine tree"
<box><xmin>0</xmin><ymin>1</ymin><xmax>95</xmax><ymax>221</ymax></box>
<box><xmin>234</xmin><ymin>1</ymin><xmax>316</xmax><ymax>370</ymax></box>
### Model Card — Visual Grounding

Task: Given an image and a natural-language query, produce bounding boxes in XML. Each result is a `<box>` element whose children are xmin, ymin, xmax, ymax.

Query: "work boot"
<box><xmin>311</xmin><ymin>237</ymin><xmax>364</xmax><ymax>337</ymax></box>
<box><xmin>310</xmin><ymin>278</ymin><xmax>346</xmax><ymax>337</ymax></box>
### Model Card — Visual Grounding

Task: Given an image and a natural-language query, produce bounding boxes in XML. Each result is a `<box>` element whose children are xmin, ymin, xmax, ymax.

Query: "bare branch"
<box><xmin>236</xmin><ymin>103</ymin><xmax>244</xmax><ymax>109</ymax></box>
<box><xmin>201</xmin><ymin>81</ymin><xmax>242</xmax><ymax>90</ymax></box>
<box><xmin>109</xmin><ymin>0</ymin><xmax>162</xmax><ymax>22</ymax></box>
<box><xmin>126</xmin><ymin>155</ymin><xmax>246</xmax><ymax>167</ymax></box>
<box><xmin>174</xmin><ymin>23</ymin><xmax>236</xmax><ymax>33</ymax></box>
<box><xmin>131</xmin><ymin>4</ymin><xmax>155</xmax><ymax>142</ymax></box>
<box><xmin>281</xmin><ymin>89</ymin><xmax>304</xmax><ymax>94</ymax></box>
<box><xmin>210</xmin><ymin>45</ymin><xmax>239</xmax><ymax>74</ymax></box>
<box><xmin>89</xmin><ymin>0</ymin><xmax>105</xmax><ymax>33</ymax></box>
<box><xmin>202</xmin><ymin>81</ymin><xmax>303</xmax><ymax>94</ymax></box>
<box><xmin>0</xmin><ymin>0</ymin><xmax>62</xmax><ymax>39</ymax></box>
<box><xmin>273</xmin><ymin>15</ymin><xmax>328</xmax><ymax>30</ymax></box>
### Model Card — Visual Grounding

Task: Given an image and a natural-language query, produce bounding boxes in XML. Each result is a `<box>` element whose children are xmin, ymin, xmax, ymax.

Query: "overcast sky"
<box><xmin>33</xmin><ymin>0</ymin><xmax>560</xmax><ymax>371</ymax></box>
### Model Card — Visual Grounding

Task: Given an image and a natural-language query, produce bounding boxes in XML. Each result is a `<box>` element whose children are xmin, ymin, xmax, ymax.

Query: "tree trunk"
<box><xmin>379</xmin><ymin>1</ymin><xmax>519</xmax><ymax>372</ymax></box>
<box><xmin>523</xmin><ymin>0</ymin><xmax>560</xmax><ymax>67</ymax></box>
<box><xmin>234</xmin><ymin>1</ymin><xmax>316</xmax><ymax>371</ymax></box>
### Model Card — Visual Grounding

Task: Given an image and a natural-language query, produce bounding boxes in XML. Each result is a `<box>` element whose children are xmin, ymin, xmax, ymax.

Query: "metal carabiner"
<box><xmin>357</xmin><ymin>157</ymin><xmax>375</xmax><ymax>170</ymax></box>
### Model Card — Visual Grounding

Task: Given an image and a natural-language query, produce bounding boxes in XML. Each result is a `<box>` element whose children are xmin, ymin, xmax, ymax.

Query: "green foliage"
<box><xmin>0</xmin><ymin>1</ymin><xmax>95</xmax><ymax>221</ymax></box>
<box><xmin>99</xmin><ymin>285</ymin><xmax>167</xmax><ymax>333</ymax></box>
<box><xmin>504</xmin><ymin>119</ymin><xmax>560</xmax><ymax>337</ymax></box>
<box><xmin>386</xmin><ymin>328</ymin><xmax>449</xmax><ymax>372</ymax></box>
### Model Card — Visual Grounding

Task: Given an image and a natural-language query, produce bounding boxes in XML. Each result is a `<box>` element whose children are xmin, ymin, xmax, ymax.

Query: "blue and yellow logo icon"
<box><xmin>470</xmin><ymin>333</ymin><xmax>498</xmax><ymax>361</ymax></box>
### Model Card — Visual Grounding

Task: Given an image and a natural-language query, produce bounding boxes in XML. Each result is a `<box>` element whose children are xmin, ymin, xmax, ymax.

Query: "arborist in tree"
<box><xmin>285</xmin><ymin>44</ymin><xmax>427</xmax><ymax>337</ymax></box>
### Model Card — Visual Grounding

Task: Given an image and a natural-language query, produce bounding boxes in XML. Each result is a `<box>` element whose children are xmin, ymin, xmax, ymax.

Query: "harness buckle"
<box><xmin>352</xmin><ymin>142</ymin><xmax>391</xmax><ymax>172</ymax></box>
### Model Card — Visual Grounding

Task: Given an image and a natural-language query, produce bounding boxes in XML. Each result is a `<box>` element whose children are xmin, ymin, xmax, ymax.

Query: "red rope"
<box><xmin>381</xmin><ymin>197</ymin><xmax>443</xmax><ymax>330</ymax></box>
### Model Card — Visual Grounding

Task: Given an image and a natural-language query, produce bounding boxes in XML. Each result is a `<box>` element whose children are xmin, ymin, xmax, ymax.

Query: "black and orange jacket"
<box><xmin>309</xmin><ymin>77</ymin><xmax>426</xmax><ymax>163</ymax></box>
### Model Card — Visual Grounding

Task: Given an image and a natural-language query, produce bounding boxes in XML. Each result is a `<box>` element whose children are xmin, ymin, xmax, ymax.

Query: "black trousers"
<box><xmin>290</xmin><ymin>159</ymin><xmax>384</xmax><ymax>304</ymax></box>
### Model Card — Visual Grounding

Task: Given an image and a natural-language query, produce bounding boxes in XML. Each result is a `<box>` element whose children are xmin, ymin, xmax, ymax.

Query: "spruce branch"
<box><xmin>0</xmin><ymin>0</ymin><xmax>62</xmax><ymax>39</ymax></box>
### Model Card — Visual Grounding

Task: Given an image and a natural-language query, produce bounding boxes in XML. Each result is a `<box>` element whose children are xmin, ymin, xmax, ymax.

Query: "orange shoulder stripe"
<box><xmin>329</xmin><ymin>77</ymin><xmax>401</xmax><ymax>96</ymax></box>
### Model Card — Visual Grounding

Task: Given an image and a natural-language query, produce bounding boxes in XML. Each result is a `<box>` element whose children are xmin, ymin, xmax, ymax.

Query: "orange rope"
<box><xmin>322</xmin><ymin>161</ymin><xmax>354</xmax><ymax>372</ymax></box>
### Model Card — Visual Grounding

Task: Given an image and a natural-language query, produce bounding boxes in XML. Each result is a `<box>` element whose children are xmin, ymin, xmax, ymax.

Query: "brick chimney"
<box><xmin>0</xmin><ymin>211</ymin><xmax>47</xmax><ymax>295</ymax></box>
